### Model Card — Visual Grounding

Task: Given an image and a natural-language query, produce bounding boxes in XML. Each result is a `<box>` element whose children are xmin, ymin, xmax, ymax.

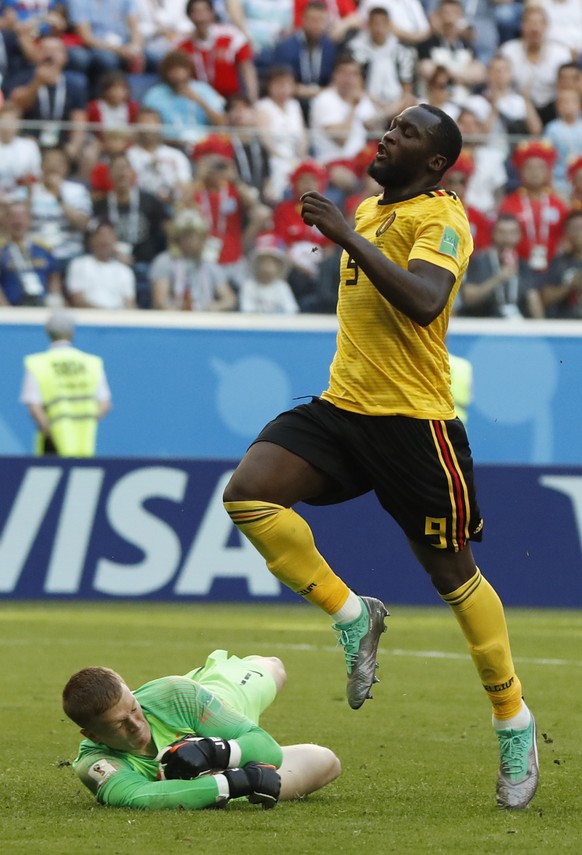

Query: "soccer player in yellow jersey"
<box><xmin>223</xmin><ymin>104</ymin><xmax>538</xmax><ymax>810</ymax></box>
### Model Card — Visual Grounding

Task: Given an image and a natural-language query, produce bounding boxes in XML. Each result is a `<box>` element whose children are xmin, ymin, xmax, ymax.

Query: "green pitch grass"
<box><xmin>1</xmin><ymin>602</ymin><xmax>581</xmax><ymax>855</ymax></box>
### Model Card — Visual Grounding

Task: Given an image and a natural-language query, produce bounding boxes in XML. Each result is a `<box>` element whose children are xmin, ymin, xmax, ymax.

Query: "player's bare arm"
<box><xmin>301</xmin><ymin>190</ymin><xmax>455</xmax><ymax>326</ymax></box>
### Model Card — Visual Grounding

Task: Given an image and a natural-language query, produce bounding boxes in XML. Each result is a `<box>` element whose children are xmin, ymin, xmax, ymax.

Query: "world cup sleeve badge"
<box><xmin>438</xmin><ymin>225</ymin><xmax>460</xmax><ymax>259</ymax></box>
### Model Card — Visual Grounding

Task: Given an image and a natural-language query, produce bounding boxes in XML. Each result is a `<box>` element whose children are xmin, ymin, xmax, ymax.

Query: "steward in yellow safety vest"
<box><xmin>20</xmin><ymin>311</ymin><xmax>111</xmax><ymax>456</ymax></box>
<box><xmin>449</xmin><ymin>352</ymin><xmax>473</xmax><ymax>424</ymax></box>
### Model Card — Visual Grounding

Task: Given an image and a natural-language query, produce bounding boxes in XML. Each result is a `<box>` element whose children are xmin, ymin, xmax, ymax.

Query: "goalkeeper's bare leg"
<box><xmin>215</xmin><ymin>659</ymin><xmax>341</xmax><ymax>798</ymax></box>
<box><xmin>278</xmin><ymin>745</ymin><xmax>341</xmax><ymax>800</ymax></box>
<box><xmin>246</xmin><ymin>656</ymin><xmax>287</xmax><ymax>694</ymax></box>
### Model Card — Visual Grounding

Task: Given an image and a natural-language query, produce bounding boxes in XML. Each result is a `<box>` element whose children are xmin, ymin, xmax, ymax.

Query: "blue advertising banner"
<box><xmin>1</xmin><ymin>456</ymin><xmax>581</xmax><ymax>608</ymax></box>
<box><xmin>2</xmin><ymin>311</ymin><xmax>582</xmax><ymax>466</ymax></box>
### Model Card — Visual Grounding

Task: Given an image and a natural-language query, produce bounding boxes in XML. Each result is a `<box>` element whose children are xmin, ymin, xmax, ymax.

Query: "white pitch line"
<box><xmin>269</xmin><ymin>641</ymin><xmax>582</xmax><ymax>668</ymax></box>
<box><xmin>1</xmin><ymin>638</ymin><xmax>581</xmax><ymax>668</ymax></box>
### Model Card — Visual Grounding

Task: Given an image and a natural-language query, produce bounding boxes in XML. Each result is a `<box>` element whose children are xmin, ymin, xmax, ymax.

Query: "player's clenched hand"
<box><xmin>156</xmin><ymin>736</ymin><xmax>231</xmax><ymax>780</ymax></box>
<box><xmin>224</xmin><ymin>762</ymin><xmax>282</xmax><ymax>809</ymax></box>
<box><xmin>300</xmin><ymin>191</ymin><xmax>350</xmax><ymax>243</ymax></box>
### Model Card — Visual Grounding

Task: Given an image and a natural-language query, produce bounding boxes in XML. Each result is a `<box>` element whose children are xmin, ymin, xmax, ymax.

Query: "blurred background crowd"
<box><xmin>0</xmin><ymin>0</ymin><xmax>581</xmax><ymax>318</ymax></box>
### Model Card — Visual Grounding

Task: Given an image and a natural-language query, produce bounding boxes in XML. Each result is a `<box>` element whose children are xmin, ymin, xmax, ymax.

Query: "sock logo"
<box><xmin>483</xmin><ymin>676</ymin><xmax>515</xmax><ymax>692</ymax></box>
<box><xmin>298</xmin><ymin>582</ymin><xmax>317</xmax><ymax>596</ymax></box>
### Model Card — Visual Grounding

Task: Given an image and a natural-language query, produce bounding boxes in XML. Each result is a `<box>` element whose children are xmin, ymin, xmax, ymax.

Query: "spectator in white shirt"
<box><xmin>477</xmin><ymin>53</ymin><xmax>543</xmax><ymax>141</ymax></box>
<box><xmin>309</xmin><ymin>54</ymin><xmax>377</xmax><ymax>165</ymax></box>
<box><xmin>417</xmin><ymin>0</ymin><xmax>487</xmax><ymax>103</ymax></box>
<box><xmin>255</xmin><ymin>65</ymin><xmax>308</xmax><ymax>202</ymax></box>
<box><xmin>67</xmin><ymin>220</ymin><xmax>136</xmax><ymax>309</ymax></box>
<box><xmin>456</xmin><ymin>105</ymin><xmax>509</xmax><ymax>215</ymax></box>
<box><xmin>532</xmin><ymin>0</ymin><xmax>582</xmax><ymax>60</ymax></box>
<box><xmin>347</xmin><ymin>6</ymin><xmax>417</xmax><ymax>130</ymax></box>
<box><xmin>358</xmin><ymin>0</ymin><xmax>431</xmax><ymax>45</ymax></box>
<box><xmin>0</xmin><ymin>101</ymin><xmax>41</xmax><ymax>202</ymax></box>
<box><xmin>150</xmin><ymin>208</ymin><xmax>236</xmax><ymax>311</ymax></box>
<box><xmin>135</xmin><ymin>0</ymin><xmax>192</xmax><ymax>70</ymax></box>
<box><xmin>239</xmin><ymin>232</ymin><xmax>299</xmax><ymax>314</ymax></box>
<box><xmin>127</xmin><ymin>107</ymin><xmax>193</xmax><ymax>205</ymax></box>
<box><xmin>500</xmin><ymin>5</ymin><xmax>572</xmax><ymax>125</ymax></box>
<box><xmin>424</xmin><ymin>0</ymin><xmax>500</xmax><ymax>65</ymax></box>
<box><xmin>29</xmin><ymin>147</ymin><xmax>92</xmax><ymax>270</ymax></box>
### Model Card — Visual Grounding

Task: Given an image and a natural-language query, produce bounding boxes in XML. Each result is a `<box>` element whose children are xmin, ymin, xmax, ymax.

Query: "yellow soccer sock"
<box><xmin>224</xmin><ymin>500</ymin><xmax>351</xmax><ymax>614</ymax></box>
<box><xmin>441</xmin><ymin>569</ymin><xmax>523</xmax><ymax>720</ymax></box>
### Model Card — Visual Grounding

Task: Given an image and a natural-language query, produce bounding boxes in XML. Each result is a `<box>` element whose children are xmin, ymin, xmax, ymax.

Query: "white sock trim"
<box><xmin>227</xmin><ymin>740</ymin><xmax>242</xmax><ymax>768</ymax></box>
<box><xmin>493</xmin><ymin>701</ymin><xmax>532</xmax><ymax>731</ymax></box>
<box><xmin>331</xmin><ymin>590</ymin><xmax>362</xmax><ymax>624</ymax></box>
<box><xmin>214</xmin><ymin>773</ymin><xmax>230</xmax><ymax>802</ymax></box>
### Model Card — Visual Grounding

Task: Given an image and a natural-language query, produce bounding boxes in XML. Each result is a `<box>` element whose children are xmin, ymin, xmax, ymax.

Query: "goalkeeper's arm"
<box><xmin>157</xmin><ymin>728</ymin><xmax>283</xmax><ymax>781</ymax></box>
<box><xmin>75</xmin><ymin>752</ymin><xmax>281</xmax><ymax>810</ymax></box>
<box><xmin>170</xmin><ymin>681</ymin><xmax>284</xmax><ymax>771</ymax></box>
<box><xmin>99</xmin><ymin>767</ymin><xmax>228</xmax><ymax>809</ymax></box>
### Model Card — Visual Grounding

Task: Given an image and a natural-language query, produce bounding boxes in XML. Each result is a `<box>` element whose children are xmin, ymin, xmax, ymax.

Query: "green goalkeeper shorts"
<box><xmin>184</xmin><ymin>649</ymin><xmax>277</xmax><ymax>724</ymax></box>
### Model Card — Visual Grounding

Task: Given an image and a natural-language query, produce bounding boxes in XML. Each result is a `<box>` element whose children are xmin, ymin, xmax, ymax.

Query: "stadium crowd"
<box><xmin>0</xmin><ymin>0</ymin><xmax>581</xmax><ymax>317</ymax></box>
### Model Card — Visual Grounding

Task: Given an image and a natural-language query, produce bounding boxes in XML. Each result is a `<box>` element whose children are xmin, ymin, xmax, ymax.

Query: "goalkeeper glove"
<box><xmin>223</xmin><ymin>762</ymin><xmax>281</xmax><ymax>810</ymax></box>
<box><xmin>157</xmin><ymin>736</ymin><xmax>233</xmax><ymax>780</ymax></box>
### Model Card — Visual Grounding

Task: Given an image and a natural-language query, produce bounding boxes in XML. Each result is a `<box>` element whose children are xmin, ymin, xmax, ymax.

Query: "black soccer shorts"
<box><xmin>254</xmin><ymin>397</ymin><xmax>483</xmax><ymax>552</ymax></box>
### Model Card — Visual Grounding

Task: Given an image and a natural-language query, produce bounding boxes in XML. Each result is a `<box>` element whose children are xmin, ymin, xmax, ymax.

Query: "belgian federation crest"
<box><xmin>375</xmin><ymin>212</ymin><xmax>396</xmax><ymax>237</ymax></box>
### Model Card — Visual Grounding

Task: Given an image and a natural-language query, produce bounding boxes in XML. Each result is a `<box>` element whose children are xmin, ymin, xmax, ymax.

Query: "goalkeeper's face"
<box><xmin>81</xmin><ymin>684</ymin><xmax>153</xmax><ymax>755</ymax></box>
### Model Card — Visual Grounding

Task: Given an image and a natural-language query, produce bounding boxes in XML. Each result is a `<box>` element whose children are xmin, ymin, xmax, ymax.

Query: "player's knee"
<box><xmin>250</xmin><ymin>655</ymin><xmax>287</xmax><ymax>691</ymax></box>
<box><xmin>222</xmin><ymin>462</ymin><xmax>272</xmax><ymax>502</ymax></box>
<box><xmin>266</xmin><ymin>656</ymin><xmax>287</xmax><ymax>692</ymax></box>
<box><xmin>409</xmin><ymin>539</ymin><xmax>477</xmax><ymax>595</ymax></box>
<box><xmin>223</xmin><ymin>472</ymin><xmax>243</xmax><ymax>503</ymax></box>
<box><xmin>223</xmin><ymin>470</ymin><xmax>258</xmax><ymax>503</ymax></box>
<box><xmin>318</xmin><ymin>746</ymin><xmax>342</xmax><ymax>784</ymax></box>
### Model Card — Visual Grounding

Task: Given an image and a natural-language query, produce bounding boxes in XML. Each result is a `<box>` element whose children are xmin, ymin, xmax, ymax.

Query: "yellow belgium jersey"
<box><xmin>321</xmin><ymin>189</ymin><xmax>473</xmax><ymax>419</ymax></box>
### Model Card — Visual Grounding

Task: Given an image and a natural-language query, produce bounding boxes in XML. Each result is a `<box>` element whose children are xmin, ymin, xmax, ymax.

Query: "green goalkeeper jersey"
<box><xmin>73</xmin><ymin>675</ymin><xmax>283</xmax><ymax>810</ymax></box>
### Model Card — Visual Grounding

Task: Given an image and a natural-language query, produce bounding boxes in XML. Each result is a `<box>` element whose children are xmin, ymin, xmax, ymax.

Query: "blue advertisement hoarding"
<box><xmin>1</xmin><ymin>456</ymin><xmax>581</xmax><ymax>608</ymax></box>
<box><xmin>2</xmin><ymin>312</ymin><xmax>582</xmax><ymax>466</ymax></box>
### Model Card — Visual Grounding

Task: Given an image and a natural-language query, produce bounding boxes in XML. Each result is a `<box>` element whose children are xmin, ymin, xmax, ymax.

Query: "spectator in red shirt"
<box><xmin>293</xmin><ymin>0</ymin><xmax>360</xmax><ymax>43</ymax></box>
<box><xmin>86</xmin><ymin>71</ymin><xmax>139</xmax><ymax>133</ymax></box>
<box><xmin>442</xmin><ymin>151</ymin><xmax>492</xmax><ymax>252</ymax></box>
<box><xmin>342</xmin><ymin>139</ymin><xmax>381</xmax><ymax>224</ymax></box>
<box><xmin>499</xmin><ymin>139</ymin><xmax>569</xmax><ymax>273</ymax></box>
<box><xmin>88</xmin><ymin>129</ymin><xmax>132</xmax><ymax>199</ymax></box>
<box><xmin>186</xmin><ymin>133</ymin><xmax>271</xmax><ymax>290</ymax></box>
<box><xmin>567</xmin><ymin>155</ymin><xmax>582</xmax><ymax>210</ymax></box>
<box><xmin>273</xmin><ymin>159</ymin><xmax>338</xmax><ymax>311</ymax></box>
<box><xmin>178</xmin><ymin>0</ymin><xmax>259</xmax><ymax>103</ymax></box>
<box><xmin>82</xmin><ymin>71</ymin><xmax>139</xmax><ymax>182</ymax></box>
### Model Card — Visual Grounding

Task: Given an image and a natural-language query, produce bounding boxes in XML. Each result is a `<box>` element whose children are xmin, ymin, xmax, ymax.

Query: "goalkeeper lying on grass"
<box><xmin>62</xmin><ymin>649</ymin><xmax>341</xmax><ymax>810</ymax></box>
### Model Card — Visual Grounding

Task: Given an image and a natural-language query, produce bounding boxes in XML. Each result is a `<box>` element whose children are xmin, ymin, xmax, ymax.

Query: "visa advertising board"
<box><xmin>1</xmin><ymin>457</ymin><xmax>581</xmax><ymax>608</ymax></box>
